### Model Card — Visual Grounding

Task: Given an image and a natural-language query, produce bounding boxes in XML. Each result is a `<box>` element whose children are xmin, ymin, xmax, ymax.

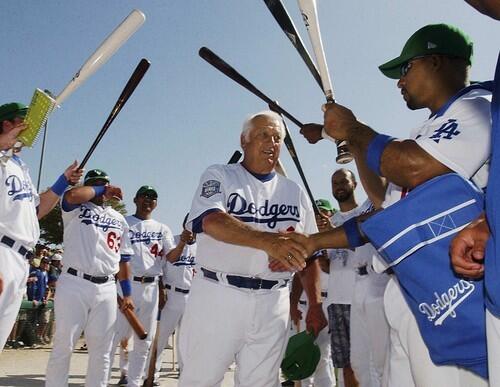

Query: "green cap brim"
<box><xmin>378</xmin><ymin>52</ymin><xmax>415</xmax><ymax>79</ymax></box>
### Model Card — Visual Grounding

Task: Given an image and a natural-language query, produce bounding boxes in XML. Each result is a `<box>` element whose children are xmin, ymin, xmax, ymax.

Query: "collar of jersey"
<box><xmin>431</xmin><ymin>81</ymin><xmax>494</xmax><ymax>119</ymax></box>
<box><xmin>241</xmin><ymin>163</ymin><xmax>276</xmax><ymax>182</ymax></box>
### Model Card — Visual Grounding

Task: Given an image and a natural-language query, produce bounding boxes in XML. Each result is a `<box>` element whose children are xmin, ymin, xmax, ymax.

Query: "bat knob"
<box><xmin>335</xmin><ymin>141</ymin><xmax>353</xmax><ymax>164</ymax></box>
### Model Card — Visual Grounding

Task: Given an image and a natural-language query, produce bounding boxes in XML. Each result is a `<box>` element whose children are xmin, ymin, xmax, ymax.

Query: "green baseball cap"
<box><xmin>135</xmin><ymin>185</ymin><xmax>158</xmax><ymax>199</ymax></box>
<box><xmin>84</xmin><ymin>169</ymin><xmax>110</xmax><ymax>185</ymax></box>
<box><xmin>379</xmin><ymin>24</ymin><xmax>473</xmax><ymax>79</ymax></box>
<box><xmin>315</xmin><ymin>199</ymin><xmax>334</xmax><ymax>212</ymax></box>
<box><xmin>281</xmin><ymin>331</ymin><xmax>321</xmax><ymax>381</ymax></box>
<box><xmin>0</xmin><ymin>102</ymin><xmax>28</xmax><ymax>123</ymax></box>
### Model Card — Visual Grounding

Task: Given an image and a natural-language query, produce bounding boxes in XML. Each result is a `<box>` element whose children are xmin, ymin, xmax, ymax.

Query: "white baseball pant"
<box><xmin>45</xmin><ymin>273</ymin><xmax>117</xmax><ymax>387</ymax></box>
<box><xmin>109</xmin><ymin>280</ymin><xmax>158</xmax><ymax>387</ymax></box>
<box><xmin>178</xmin><ymin>276</ymin><xmax>290</xmax><ymax>387</ymax></box>
<box><xmin>384</xmin><ymin>278</ymin><xmax>488</xmax><ymax>387</ymax></box>
<box><xmin>296</xmin><ymin>301</ymin><xmax>336</xmax><ymax>387</ymax></box>
<box><xmin>153</xmin><ymin>288</ymin><xmax>189</xmax><ymax>379</ymax></box>
<box><xmin>0</xmin><ymin>245</ymin><xmax>28</xmax><ymax>351</ymax></box>
<box><xmin>350</xmin><ymin>272</ymin><xmax>389</xmax><ymax>387</ymax></box>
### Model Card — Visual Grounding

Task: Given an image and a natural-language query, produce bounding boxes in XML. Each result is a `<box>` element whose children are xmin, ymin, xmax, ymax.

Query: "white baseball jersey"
<box><xmin>126</xmin><ymin>215</ymin><xmax>174</xmax><ymax>277</ymax></box>
<box><xmin>187</xmin><ymin>163</ymin><xmax>318</xmax><ymax>280</ymax></box>
<box><xmin>327</xmin><ymin>200</ymin><xmax>373</xmax><ymax>305</ymax></box>
<box><xmin>162</xmin><ymin>235</ymin><xmax>196</xmax><ymax>290</ymax></box>
<box><xmin>61</xmin><ymin>201</ymin><xmax>133</xmax><ymax>276</ymax></box>
<box><xmin>0</xmin><ymin>154</ymin><xmax>40</xmax><ymax>247</ymax></box>
<box><xmin>375</xmin><ymin>86</ymin><xmax>492</xmax><ymax>272</ymax></box>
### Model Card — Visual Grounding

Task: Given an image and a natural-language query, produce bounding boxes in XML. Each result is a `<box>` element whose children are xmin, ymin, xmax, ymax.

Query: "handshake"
<box><xmin>262</xmin><ymin>213</ymin><xmax>371</xmax><ymax>272</ymax></box>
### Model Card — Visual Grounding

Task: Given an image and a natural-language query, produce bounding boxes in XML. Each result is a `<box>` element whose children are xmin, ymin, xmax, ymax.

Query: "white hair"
<box><xmin>241</xmin><ymin>110</ymin><xmax>286</xmax><ymax>142</ymax></box>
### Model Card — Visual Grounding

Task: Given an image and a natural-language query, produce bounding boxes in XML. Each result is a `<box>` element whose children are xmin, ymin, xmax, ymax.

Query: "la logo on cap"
<box><xmin>427</xmin><ymin>42</ymin><xmax>438</xmax><ymax>49</ymax></box>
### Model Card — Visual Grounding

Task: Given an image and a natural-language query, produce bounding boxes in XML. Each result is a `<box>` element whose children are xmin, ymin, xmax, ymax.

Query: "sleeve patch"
<box><xmin>201</xmin><ymin>180</ymin><xmax>221</xmax><ymax>198</ymax></box>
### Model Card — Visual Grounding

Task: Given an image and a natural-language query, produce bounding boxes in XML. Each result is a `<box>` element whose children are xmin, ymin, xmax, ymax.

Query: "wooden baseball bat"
<box><xmin>79</xmin><ymin>58</ymin><xmax>150</xmax><ymax>169</ymax></box>
<box><xmin>56</xmin><ymin>9</ymin><xmax>146</xmax><ymax>105</ymax></box>
<box><xmin>262</xmin><ymin>0</ymin><xmax>322</xmax><ymax>89</ymax></box>
<box><xmin>199</xmin><ymin>47</ymin><xmax>303</xmax><ymax>129</ymax></box>
<box><xmin>269</xmin><ymin>101</ymin><xmax>320</xmax><ymax>215</ymax></box>
<box><xmin>297</xmin><ymin>0</ymin><xmax>353</xmax><ymax>164</ymax></box>
<box><xmin>228</xmin><ymin>150</ymin><xmax>243</xmax><ymax>164</ymax></box>
<box><xmin>117</xmin><ymin>294</ymin><xmax>148</xmax><ymax>340</ymax></box>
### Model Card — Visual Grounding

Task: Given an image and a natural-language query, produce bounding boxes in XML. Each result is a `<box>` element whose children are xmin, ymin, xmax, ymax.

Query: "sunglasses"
<box><xmin>400</xmin><ymin>56</ymin><xmax>428</xmax><ymax>77</ymax></box>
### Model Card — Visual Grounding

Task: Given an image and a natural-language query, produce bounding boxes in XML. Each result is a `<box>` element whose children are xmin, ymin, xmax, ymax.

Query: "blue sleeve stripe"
<box><xmin>191</xmin><ymin>208</ymin><xmax>224</xmax><ymax>233</ymax></box>
<box><xmin>343</xmin><ymin>217</ymin><xmax>364</xmax><ymax>248</ymax></box>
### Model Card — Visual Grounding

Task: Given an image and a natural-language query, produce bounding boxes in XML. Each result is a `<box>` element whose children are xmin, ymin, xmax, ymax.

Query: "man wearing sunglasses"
<box><xmin>108</xmin><ymin>185</ymin><xmax>175</xmax><ymax>387</ymax></box>
<box><xmin>300</xmin><ymin>24</ymin><xmax>492</xmax><ymax>387</ymax></box>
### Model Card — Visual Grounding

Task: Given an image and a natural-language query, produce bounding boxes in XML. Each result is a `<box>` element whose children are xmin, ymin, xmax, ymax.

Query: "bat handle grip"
<box><xmin>335</xmin><ymin>140</ymin><xmax>353</xmax><ymax>164</ymax></box>
<box><xmin>324</xmin><ymin>99</ymin><xmax>353</xmax><ymax>164</ymax></box>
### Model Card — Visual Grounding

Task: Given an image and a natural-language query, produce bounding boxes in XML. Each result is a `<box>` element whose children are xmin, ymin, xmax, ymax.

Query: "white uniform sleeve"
<box><xmin>415</xmin><ymin>94</ymin><xmax>491</xmax><ymax>179</ymax></box>
<box><xmin>186</xmin><ymin>165</ymin><xmax>227</xmax><ymax>231</ymax></box>
<box><xmin>119</xmin><ymin>217</ymin><xmax>134</xmax><ymax>256</ymax></box>
<box><xmin>162</xmin><ymin>226</ymin><xmax>176</xmax><ymax>257</ymax></box>
<box><xmin>300</xmin><ymin>189</ymin><xmax>319</xmax><ymax>235</ymax></box>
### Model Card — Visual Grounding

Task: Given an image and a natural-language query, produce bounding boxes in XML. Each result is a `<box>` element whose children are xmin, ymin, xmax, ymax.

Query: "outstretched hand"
<box><xmin>300</xmin><ymin>123</ymin><xmax>323</xmax><ymax>144</ymax></box>
<box><xmin>104</xmin><ymin>185</ymin><xmax>123</xmax><ymax>201</ymax></box>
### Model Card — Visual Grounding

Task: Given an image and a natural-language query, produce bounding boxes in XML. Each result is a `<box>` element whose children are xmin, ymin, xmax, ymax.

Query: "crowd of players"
<box><xmin>1</xmin><ymin>2</ymin><xmax>499</xmax><ymax>387</ymax></box>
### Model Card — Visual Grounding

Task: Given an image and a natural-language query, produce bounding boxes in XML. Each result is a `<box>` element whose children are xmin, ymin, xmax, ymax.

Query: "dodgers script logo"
<box><xmin>174</xmin><ymin>253</ymin><xmax>196</xmax><ymax>266</ymax></box>
<box><xmin>129</xmin><ymin>230</ymin><xmax>163</xmax><ymax>245</ymax></box>
<box><xmin>6</xmin><ymin>175</ymin><xmax>34</xmax><ymax>201</ymax></box>
<box><xmin>78</xmin><ymin>207</ymin><xmax>122</xmax><ymax>232</ymax></box>
<box><xmin>227</xmin><ymin>192</ymin><xmax>300</xmax><ymax>229</ymax></box>
<box><xmin>418</xmin><ymin>279</ymin><xmax>475</xmax><ymax>326</ymax></box>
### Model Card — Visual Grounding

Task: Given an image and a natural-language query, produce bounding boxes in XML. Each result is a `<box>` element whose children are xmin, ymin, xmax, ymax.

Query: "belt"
<box><xmin>67</xmin><ymin>267</ymin><xmax>112</xmax><ymax>284</ymax></box>
<box><xmin>133</xmin><ymin>276</ymin><xmax>157</xmax><ymax>284</ymax></box>
<box><xmin>165</xmin><ymin>283</ymin><xmax>189</xmax><ymax>294</ymax></box>
<box><xmin>201</xmin><ymin>267</ymin><xmax>289</xmax><ymax>290</ymax></box>
<box><xmin>0</xmin><ymin>235</ymin><xmax>30</xmax><ymax>258</ymax></box>
<box><xmin>299</xmin><ymin>300</ymin><xmax>307</xmax><ymax>305</ymax></box>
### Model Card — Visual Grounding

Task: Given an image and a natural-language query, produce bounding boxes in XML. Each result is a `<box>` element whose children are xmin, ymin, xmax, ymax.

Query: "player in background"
<box><xmin>0</xmin><ymin>102</ymin><xmax>82</xmax><ymax>352</ymax></box>
<box><xmin>289</xmin><ymin>199</ymin><xmax>336</xmax><ymax>387</ymax></box>
<box><xmin>45</xmin><ymin>169</ymin><xmax>134</xmax><ymax>387</ymax></box>
<box><xmin>108</xmin><ymin>185</ymin><xmax>174</xmax><ymax>387</ymax></box>
<box><xmin>300</xmin><ymin>24</ymin><xmax>491</xmax><ymax>387</ymax></box>
<box><xmin>152</xmin><ymin>214</ymin><xmax>196</xmax><ymax>384</ymax></box>
<box><xmin>178</xmin><ymin>110</ymin><xmax>326</xmax><ymax>387</ymax></box>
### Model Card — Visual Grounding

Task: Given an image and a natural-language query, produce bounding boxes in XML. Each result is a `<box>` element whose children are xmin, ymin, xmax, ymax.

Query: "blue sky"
<box><xmin>1</xmin><ymin>1</ymin><xmax>498</xmax><ymax>234</ymax></box>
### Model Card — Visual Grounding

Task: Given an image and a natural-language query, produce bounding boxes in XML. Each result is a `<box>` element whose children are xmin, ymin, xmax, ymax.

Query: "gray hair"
<box><xmin>241</xmin><ymin>110</ymin><xmax>286</xmax><ymax>142</ymax></box>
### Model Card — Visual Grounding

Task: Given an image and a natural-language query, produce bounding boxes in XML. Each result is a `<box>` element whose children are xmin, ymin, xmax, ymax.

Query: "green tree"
<box><xmin>39</xmin><ymin>199</ymin><xmax>127</xmax><ymax>246</ymax></box>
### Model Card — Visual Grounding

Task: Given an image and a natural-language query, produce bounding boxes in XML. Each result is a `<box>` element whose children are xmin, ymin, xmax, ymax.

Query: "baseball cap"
<box><xmin>84</xmin><ymin>169</ymin><xmax>110</xmax><ymax>185</ymax></box>
<box><xmin>281</xmin><ymin>331</ymin><xmax>321</xmax><ymax>381</ymax></box>
<box><xmin>0</xmin><ymin>102</ymin><xmax>28</xmax><ymax>123</ymax></box>
<box><xmin>51</xmin><ymin>253</ymin><xmax>62</xmax><ymax>261</ymax></box>
<box><xmin>135</xmin><ymin>185</ymin><xmax>158</xmax><ymax>199</ymax></box>
<box><xmin>315</xmin><ymin>199</ymin><xmax>334</xmax><ymax>212</ymax></box>
<box><xmin>379</xmin><ymin>24</ymin><xmax>473</xmax><ymax>79</ymax></box>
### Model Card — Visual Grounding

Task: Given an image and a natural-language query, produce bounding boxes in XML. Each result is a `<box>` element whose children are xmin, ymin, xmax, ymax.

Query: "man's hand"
<box><xmin>450</xmin><ymin>214</ymin><xmax>489</xmax><ymax>278</ymax></box>
<box><xmin>63</xmin><ymin>161</ymin><xmax>84</xmax><ymax>185</ymax></box>
<box><xmin>0</xmin><ymin>121</ymin><xmax>25</xmax><ymax>151</ymax></box>
<box><xmin>316</xmin><ymin>213</ymin><xmax>333</xmax><ymax>232</ymax></box>
<box><xmin>290</xmin><ymin>302</ymin><xmax>303</xmax><ymax>327</ymax></box>
<box><xmin>305</xmin><ymin>303</ymin><xmax>328</xmax><ymax>337</ymax></box>
<box><xmin>180</xmin><ymin>229</ymin><xmax>194</xmax><ymax>244</ymax></box>
<box><xmin>103</xmin><ymin>185</ymin><xmax>123</xmax><ymax>201</ymax></box>
<box><xmin>323</xmin><ymin>103</ymin><xmax>359</xmax><ymax>142</ymax></box>
<box><xmin>300</xmin><ymin>123</ymin><xmax>324</xmax><ymax>144</ymax></box>
<box><xmin>119</xmin><ymin>296</ymin><xmax>134</xmax><ymax>312</ymax></box>
<box><xmin>262</xmin><ymin>232</ymin><xmax>310</xmax><ymax>272</ymax></box>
